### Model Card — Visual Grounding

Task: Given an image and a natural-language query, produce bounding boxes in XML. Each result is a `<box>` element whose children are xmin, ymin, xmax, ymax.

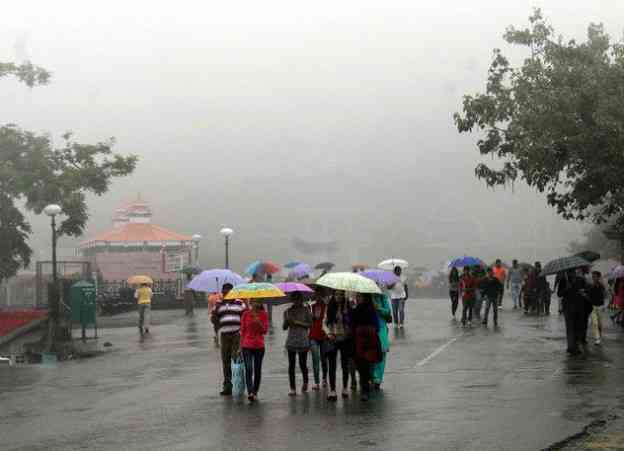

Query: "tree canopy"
<box><xmin>0</xmin><ymin>63</ymin><xmax>137</xmax><ymax>282</ymax></box>
<box><xmin>455</xmin><ymin>10</ymin><xmax>624</xmax><ymax>229</ymax></box>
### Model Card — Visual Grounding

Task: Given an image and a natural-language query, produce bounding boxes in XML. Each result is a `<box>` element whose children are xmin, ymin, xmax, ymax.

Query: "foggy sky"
<box><xmin>3</xmin><ymin>1</ymin><xmax>623</xmax><ymax>272</ymax></box>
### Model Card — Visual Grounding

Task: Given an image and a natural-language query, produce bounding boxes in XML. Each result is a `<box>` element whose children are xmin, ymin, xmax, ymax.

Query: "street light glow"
<box><xmin>192</xmin><ymin>234</ymin><xmax>202</xmax><ymax>243</ymax></box>
<box><xmin>220</xmin><ymin>227</ymin><xmax>233</xmax><ymax>237</ymax></box>
<box><xmin>44</xmin><ymin>204</ymin><xmax>62</xmax><ymax>217</ymax></box>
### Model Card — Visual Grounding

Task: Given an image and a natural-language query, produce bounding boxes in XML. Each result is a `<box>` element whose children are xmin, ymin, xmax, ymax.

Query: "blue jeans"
<box><xmin>391</xmin><ymin>298</ymin><xmax>405</xmax><ymax>325</ymax></box>
<box><xmin>310</xmin><ymin>339</ymin><xmax>328</xmax><ymax>385</ymax></box>
<box><xmin>511</xmin><ymin>283</ymin><xmax>521</xmax><ymax>308</ymax></box>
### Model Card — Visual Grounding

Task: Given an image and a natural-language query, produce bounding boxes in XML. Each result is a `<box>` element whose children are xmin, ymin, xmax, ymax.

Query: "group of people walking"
<box><xmin>211</xmin><ymin>280</ymin><xmax>400</xmax><ymax>403</ymax></box>
<box><xmin>447</xmin><ymin>259</ymin><xmax>608</xmax><ymax>354</ymax></box>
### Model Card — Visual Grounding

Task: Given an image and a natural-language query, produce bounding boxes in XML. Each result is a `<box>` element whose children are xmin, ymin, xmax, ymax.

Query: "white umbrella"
<box><xmin>378</xmin><ymin>258</ymin><xmax>409</xmax><ymax>271</ymax></box>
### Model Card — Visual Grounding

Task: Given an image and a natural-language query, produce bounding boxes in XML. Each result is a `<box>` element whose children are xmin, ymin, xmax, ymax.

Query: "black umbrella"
<box><xmin>541</xmin><ymin>256</ymin><xmax>592</xmax><ymax>276</ymax></box>
<box><xmin>574</xmin><ymin>251</ymin><xmax>601</xmax><ymax>263</ymax></box>
<box><xmin>314</xmin><ymin>262</ymin><xmax>335</xmax><ymax>271</ymax></box>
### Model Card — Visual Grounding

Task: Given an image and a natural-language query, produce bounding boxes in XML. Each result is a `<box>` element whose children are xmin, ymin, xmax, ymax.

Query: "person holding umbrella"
<box><xmin>213</xmin><ymin>283</ymin><xmax>246</xmax><ymax>396</ymax></box>
<box><xmin>283</xmin><ymin>292</ymin><xmax>313</xmax><ymax>396</ymax></box>
<box><xmin>372</xmin><ymin>291</ymin><xmax>391</xmax><ymax>390</ymax></box>
<box><xmin>240</xmin><ymin>298</ymin><xmax>269</xmax><ymax>402</ymax></box>
<box><xmin>448</xmin><ymin>267</ymin><xmax>460</xmax><ymax>319</ymax></box>
<box><xmin>323</xmin><ymin>290</ymin><xmax>353</xmax><ymax>401</ymax></box>
<box><xmin>459</xmin><ymin>266</ymin><xmax>477</xmax><ymax>326</ymax></box>
<box><xmin>557</xmin><ymin>269</ymin><xmax>590</xmax><ymax>355</ymax></box>
<box><xmin>352</xmin><ymin>292</ymin><xmax>381</xmax><ymax>402</ymax></box>
<box><xmin>135</xmin><ymin>282</ymin><xmax>153</xmax><ymax>335</ymax></box>
<box><xmin>309</xmin><ymin>290</ymin><xmax>329</xmax><ymax>391</ymax></box>
<box><xmin>389</xmin><ymin>266</ymin><xmax>409</xmax><ymax>328</ymax></box>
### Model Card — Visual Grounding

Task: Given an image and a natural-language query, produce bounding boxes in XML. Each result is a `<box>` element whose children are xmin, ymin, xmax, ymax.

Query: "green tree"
<box><xmin>454</xmin><ymin>10</ymin><xmax>624</xmax><ymax>229</ymax></box>
<box><xmin>0</xmin><ymin>62</ymin><xmax>138</xmax><ymax>283</ymax></box>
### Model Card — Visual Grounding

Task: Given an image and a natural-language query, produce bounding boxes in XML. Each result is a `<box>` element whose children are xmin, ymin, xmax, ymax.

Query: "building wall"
<box><xmin>93</xmin><ymin>251</ymin><xmax>179</xmax><ymax>281</ymax></box>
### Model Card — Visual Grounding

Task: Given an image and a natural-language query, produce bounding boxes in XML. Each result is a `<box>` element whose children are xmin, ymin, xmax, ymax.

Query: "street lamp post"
<box><xmin>219</xmin><ymin>227</ymin><xmax>234</xmax><ymax>269</ymax></box>
<box><xmin>44</xmin><ymin>204</ymin><xmax>62</xmax><ymax>351</ymax></box>
<box><xmin>192</xmin><ymin>234</ymin><xmax>202</xmax><ymax>266</ymax></box>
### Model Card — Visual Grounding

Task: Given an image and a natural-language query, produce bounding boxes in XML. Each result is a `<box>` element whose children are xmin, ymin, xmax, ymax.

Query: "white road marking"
<box><xmin>415</xmin><ymin>337</ymin><xmax>459</xmax><ymax>368</ymax></box>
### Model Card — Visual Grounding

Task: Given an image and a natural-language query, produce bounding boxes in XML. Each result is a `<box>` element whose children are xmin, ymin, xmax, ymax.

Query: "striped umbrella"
<box><xmin>223</xmin><ymin>283</ymin><xmax>286</xmax><ymax>300</ymax></box>
<box><xmin>540</xmin><ymin>256</ymin><xmax>592</xmax><ymax>276</ymax></box>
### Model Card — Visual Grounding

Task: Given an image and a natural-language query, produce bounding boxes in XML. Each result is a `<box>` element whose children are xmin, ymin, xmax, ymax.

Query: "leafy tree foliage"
<box><xmin>0</xmin><ymin>63</ymin><xmax>137</xmax><ymax>282</ymax></box>
<box><xmin>455</xmin><ymin>10</ymin><xmax>624</xmax><ymax>229</ymax></box>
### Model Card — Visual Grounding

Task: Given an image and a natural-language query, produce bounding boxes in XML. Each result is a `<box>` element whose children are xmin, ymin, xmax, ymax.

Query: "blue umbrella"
<box><xmin>187</xmin><ymin>269</ymin><xmax>245</xmax><ymax>293</ymax></box>
<box><xmin>361</xmin><ymin>269</ymin><xmax>401</xmax><ymax>288</ymax></box>
<box><xmin>289</xmin><ymin>263</ymin><xmax>312</xmax><ymax>280</ymax></box>
<box><xmin>448</xmin><ymin>256</ymin><xmax>485</xmax><ymax>268</ymax></box>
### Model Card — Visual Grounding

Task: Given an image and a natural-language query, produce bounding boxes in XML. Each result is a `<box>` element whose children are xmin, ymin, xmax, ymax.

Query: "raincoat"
<box><xmin>372</xmin><ymin>293</ymin><xmax>391</xmax><ymax>384</ymax></box>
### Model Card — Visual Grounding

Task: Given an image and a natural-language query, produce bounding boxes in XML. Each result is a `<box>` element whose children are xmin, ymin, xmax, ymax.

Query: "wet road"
<box><xmin>2</xmin><ymin>299</ymin><xmax>624</xmax><ymax>451</ymax></box>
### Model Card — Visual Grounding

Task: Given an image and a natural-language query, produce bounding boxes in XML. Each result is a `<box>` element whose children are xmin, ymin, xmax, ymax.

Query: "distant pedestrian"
<box><xmin>208</xmin><ymin>292</ymin><xmax>222</xmax><ymax>347</ymax></box>
<box><xmin>479</xmin><ymin>267</ymin><xmax>503</xmax><ymax>327</ymax></box>
<box><xmin>448</xmin><ymin>267</ymin><xmax>460</xmax><ymax>319</ymax></box>
<box><xmin>324</xmin><ymin>291</ymin><xmax>353</xmax><ymax>401</ymax></box>
<box><xmin>459</xmin><ymin>266</ymin><xmax>477</xmax><ymax>326</ymax></box>
<box><xmin>352</xmin><ymin>293</ymin><xmax>381</xmax><ymax>402</ymax></box>
<box><xmin>372</xmin><ymin>292</ymin><xmax>391</xmax><ymax>390</ymax></box>
<box><xmin>472</xmin><ymin>265</ymin><xmax>486</xmax><ymax>319</ymax></box>
<box><xmin>389</xmin><ymin>266</ymin><xmax>408</xmax><ymax>328</ymax></box>
<box><xmin>524</xmin><ymin>267</ymin><xmax>538</xmax><ymax>314</ymax></box>
<box><xmin>579</xmin><ymin>266</ymin><xmax>594</xmax><ymax>344</ymax></box>
<box><xmin>493</xmin><ymin>259</ymin><xmax>507</xmax><ymax>308</ymax></box>
<box><xmin>213</xmin><ymin>283</ymin><xmax>246</xmax><ymax>396</ymax></box>
<box><xmin>588</xmin><ymin>271</ymin><xmax>606</xmax><ymax>345</ymax></box>
<box><xmin>557</xmin><ymin>270</ymin><xmax>589</xmax><ymax>355</ymax></box>
<box><xmin>309</xmin><ymin>292</ymin><xmax>328</xmax><ymax>391</ymax></box>
<box><xmin>135</xmin><ymin>283</ymin><xmax>153</xmax><ymax>335</ymax></box>
<box><xmin>507</xmin><ymin>260</ymin><xmax>523</xmax><ymax>309</ymax></box>
<box><xmin>283</xmin><ymin>292</ymin><xmax>313</xmax><ymax>396</ymax></box>
<box><xmin>240</xmin><ymin>299</ymin><xmax>269</xmax><ymax>402</ymax></box>
<box><xmin>534</xmin><ymin>262</ymin><xmax>551</xmax><ymax>315</ymax></box>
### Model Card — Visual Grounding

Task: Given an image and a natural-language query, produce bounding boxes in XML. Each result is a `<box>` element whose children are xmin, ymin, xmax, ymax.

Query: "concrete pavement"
<box><xmin>2</xmin><ymin>299</ymin><xmax>624</xmax><ymax>450</ymax></box>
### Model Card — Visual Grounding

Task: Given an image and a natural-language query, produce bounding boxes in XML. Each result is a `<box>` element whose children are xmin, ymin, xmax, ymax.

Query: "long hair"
<box><xmin>449</xmin><ymin>267</ymin><xmax>459</xmax><ymax>282</ymax></box>
<box><xmin>326</xmin><ymin>293</ymin><xmax>348</xmax><ymax>326</ymax></box>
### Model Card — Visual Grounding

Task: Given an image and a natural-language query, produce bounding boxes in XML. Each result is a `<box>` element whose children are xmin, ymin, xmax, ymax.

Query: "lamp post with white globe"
<box><xmin>191</xmin><ymin>234</ymin><xmax>202</xmax><ymax>266</ymax></box>
<box><xmin>219</xmin><ymin>228</ymin><xmax>234</xmax><ymax>269</ymax></box>
<box><xmin>44</xmin><ymin>204</ymin><xmax>62</xmax><ymax>351</ymax></box>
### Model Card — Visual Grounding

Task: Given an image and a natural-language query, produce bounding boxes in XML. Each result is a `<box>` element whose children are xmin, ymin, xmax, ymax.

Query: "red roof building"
<box><xmin>79</xmin><ymin>196</ymin><xmax>193</xmax><ymax>281</ymax></box>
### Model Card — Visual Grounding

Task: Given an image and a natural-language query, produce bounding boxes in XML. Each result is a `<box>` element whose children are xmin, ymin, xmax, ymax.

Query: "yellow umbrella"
<box><xmin>223</xmin><ymin>282</ymin><xmax>285</xmax><ymax>300</ymax></box>
<box><xmin>127</xmin><ymin>275</ymin><xmax>154</xmax><ymax>285</ymax></box>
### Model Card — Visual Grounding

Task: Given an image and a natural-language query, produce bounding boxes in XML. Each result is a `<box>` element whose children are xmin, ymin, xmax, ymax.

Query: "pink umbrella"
<box><xmin>275</xmin><ymin>282</ymin><xmax>315</xmax><ymax>294</ymax></box>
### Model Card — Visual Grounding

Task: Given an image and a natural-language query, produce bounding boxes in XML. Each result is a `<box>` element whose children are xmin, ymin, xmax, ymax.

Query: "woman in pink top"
<box><xmin>240</xmin><ymin>299</ymin><xmax>269</xmax><ymax>402</ymax></box>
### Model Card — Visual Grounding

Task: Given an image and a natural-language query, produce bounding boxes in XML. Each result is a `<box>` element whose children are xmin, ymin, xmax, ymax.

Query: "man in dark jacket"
<box><xmin>480</xmin><ymin>267</ymin><xmax>503</xmax><ymax>327</ymax></box>
<box><xmin>557</xmin><ymin>269</ymin><xmax>589</xmax><ymax>355</ymax></box>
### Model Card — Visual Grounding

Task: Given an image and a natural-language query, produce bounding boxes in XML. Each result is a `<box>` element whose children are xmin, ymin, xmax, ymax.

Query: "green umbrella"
<box><xmin>316</xmin><ymin>272</ymin><xmax>382</xmax><ymax>294</ymax></box>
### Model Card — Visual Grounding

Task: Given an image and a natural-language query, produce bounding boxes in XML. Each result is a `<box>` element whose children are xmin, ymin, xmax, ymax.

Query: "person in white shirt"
<box><xmin>389</xmin><ymin>266</ymin><xmax>409</xmax><ymax>328</ymax></box>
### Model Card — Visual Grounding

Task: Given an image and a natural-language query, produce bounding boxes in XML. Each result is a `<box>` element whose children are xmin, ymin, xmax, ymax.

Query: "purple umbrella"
<box><xmin>289</xmin><ymin>263</ymin><xmax>312</xmax><ymax>280</ymax></box>
<box><xmin>361</xmin><ymin>269</ymin><xmax>400</xmax><ymax>287</ymax></box>
<box><xmin>187</xmin><ymin>269</ymin><xmax>245</xmax><ymax>293</ymax></box>
<box><xmin>275</xmin><ymin>282</ymin><xmax>315</xmax><ymax>294</ymax></box>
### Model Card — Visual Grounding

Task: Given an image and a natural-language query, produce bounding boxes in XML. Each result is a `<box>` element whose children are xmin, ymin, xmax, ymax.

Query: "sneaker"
<box><xmin>595</xmin><ymin>339</ymin><xmax>602</xmax><ymax>345</ymax></box>
<box><xmin>288</xmin><ymin>389</ymin><xmax>297</xmax><ymax>397</ymax></box>
<box><xmin>312</xmin><ymin>384</ymin><xmax>320</xmax><ymax>391</ymax></box>
<box><xmin>327</xmin><ymin>391</ymin><xmax>337</xmax><ymax>402</ymax></box>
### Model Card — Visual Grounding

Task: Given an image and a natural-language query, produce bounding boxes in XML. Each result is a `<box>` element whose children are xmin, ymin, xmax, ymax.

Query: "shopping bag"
<box><xmin>231</xmin><ymin>355</ymin><xmax>246</xmax><ymax>396</ymax></box>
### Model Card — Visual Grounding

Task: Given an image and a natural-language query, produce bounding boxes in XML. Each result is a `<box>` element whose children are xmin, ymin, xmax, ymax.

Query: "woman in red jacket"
<box><xmin>240</xmin><ymin>299</ymin><xmax>269</xmax><ymax>402</ymax></box>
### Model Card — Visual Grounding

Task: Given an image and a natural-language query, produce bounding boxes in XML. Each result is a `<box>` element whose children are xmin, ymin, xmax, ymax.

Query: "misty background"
<box><xmin>3</xmin><ymin>1</ymin><xmax>623</xmax><ymax>272</ymax></box>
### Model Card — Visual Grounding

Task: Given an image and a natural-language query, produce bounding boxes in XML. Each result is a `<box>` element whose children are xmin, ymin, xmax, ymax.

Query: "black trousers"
<box><xmin>450</xmin><ymin>291</ymin><xmax>459</xmax><ymax>315</ymax></box>
<box><xmin>355</xmin><ymin>359</ymin><xmax>372</xmax><ymax>395</ymax></box>
<box><xmin>287</xmin><ymin>350</ymin><xmax>309</xmax><ymax>389</ymax></box>
<box><xmin>461</xmin><ymin>299</ymin><xmax>474</xmax><ymax>324</ymax></box>
<box><xmin>326</xmin><ymin>339</ymin><xmax>352</xmax><ymax>391</ymax></box>
<box><xmin>564</xmin><ymin>309</ymin><xmax>584</xmax><ymax>353</ymax></box>
<box><xmin>242</xmin><ymin>348</ymin><xmax>265</xmax><ymax>395</ymax></box>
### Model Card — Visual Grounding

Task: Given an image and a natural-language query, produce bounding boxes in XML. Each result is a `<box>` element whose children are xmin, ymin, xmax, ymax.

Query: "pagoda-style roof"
<box><xmin>80</xmin><ymin>223</ymin><xmax>192</xmax><ymax>248</ymax></box>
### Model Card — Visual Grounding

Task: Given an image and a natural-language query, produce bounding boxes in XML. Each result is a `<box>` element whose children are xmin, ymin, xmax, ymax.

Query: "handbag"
<box><xmin>231</xmin><ymin>355</ymin><xmax>246</xmax><ymax>396</ymax></box>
